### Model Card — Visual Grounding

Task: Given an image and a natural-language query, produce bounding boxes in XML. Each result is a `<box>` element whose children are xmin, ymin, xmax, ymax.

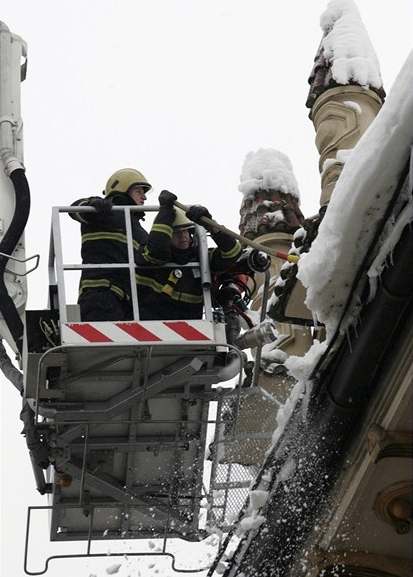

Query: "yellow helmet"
<box><xmin>104</xmin><ymin>168</ymin><xmax>152</xmax><ymax>196</ymax></box>
<box><xmin>173</xmin><ymin>207</ymin><xmax>195</xmax><ymax>230</ymax></box>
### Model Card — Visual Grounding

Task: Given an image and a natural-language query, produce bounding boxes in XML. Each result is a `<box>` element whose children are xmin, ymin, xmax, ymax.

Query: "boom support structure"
<box><xmin>0</xmin><ymin>21</ymin><xmax>29</xmax><ymax>352</ymax></box>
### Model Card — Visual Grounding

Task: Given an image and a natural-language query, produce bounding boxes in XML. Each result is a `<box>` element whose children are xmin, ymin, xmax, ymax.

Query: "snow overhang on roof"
<box><xmin>298</xmin><ymin>50</ymin><xmax>413</xmax><ymax>340</ymax></box>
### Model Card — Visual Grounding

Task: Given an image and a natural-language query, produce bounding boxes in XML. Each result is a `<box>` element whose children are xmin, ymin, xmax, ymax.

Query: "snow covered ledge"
<box><xmin>298</xmin><ymin>50</ymin><xmax>413</xmax><ymax>338</ymax></box>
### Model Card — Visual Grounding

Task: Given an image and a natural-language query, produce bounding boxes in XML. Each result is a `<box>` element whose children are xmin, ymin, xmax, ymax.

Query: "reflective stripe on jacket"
<box><xmin>136</xmin><ymin>206</ymin><xmax>241</xmax><ymax>319</ymax></box>
<box><xmin>70</xmin><ymin>193</ymin><xmax>148</xmax><ymax>298</ymax></box>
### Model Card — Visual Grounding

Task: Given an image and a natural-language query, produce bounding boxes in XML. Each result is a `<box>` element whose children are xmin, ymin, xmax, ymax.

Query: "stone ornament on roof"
<box><xmin>238</xmin><ymin>149</ymin><xmax>304</xmax><ymax>239</ymax></box>
<box><xmin>306</xmin><ymin>0</ymin><xmax>386</xmax><ymax>111</ymax></box>
<box><xmin>266</xmin><ymin>214</ymin><xmax>321</xmax><ymax>326</ymax></box>
<box><xmin>239</xmin><ymin>189</ymin><xmax>304</xmax><ymax>239</ymax></box>
<box><xmin>306</xmin><ymin>39</ymin><xmax>385</xmax><ymax>111</ymax></box>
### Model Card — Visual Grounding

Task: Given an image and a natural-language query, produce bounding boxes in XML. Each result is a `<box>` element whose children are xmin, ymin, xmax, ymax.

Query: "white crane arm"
<box><xmin>0</xmin><ymin>21</ymin><xmax>28</xmax><ymax>351</ymax></box>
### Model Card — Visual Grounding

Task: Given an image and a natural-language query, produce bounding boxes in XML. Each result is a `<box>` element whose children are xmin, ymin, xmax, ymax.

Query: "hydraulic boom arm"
<box><xmin>0</xmin><ymin>21</ymin><xmax>29</xmax><ymax>354</ymax></box>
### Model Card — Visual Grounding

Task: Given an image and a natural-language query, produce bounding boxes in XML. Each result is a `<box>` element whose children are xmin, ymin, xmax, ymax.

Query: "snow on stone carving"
<box><xmin>238</xmin><ymin>148</ymin><xmax>303</xmax><ymax>239</ymax></box>
<box><xmin>238</xmin><ymin>148</ymin><xmax>300</xmax><ymax>200</ymax></box>
<box><xmin>320</xmin><ymin>0</ymin><xmax>383</xmax><ymax>89</ymax></box>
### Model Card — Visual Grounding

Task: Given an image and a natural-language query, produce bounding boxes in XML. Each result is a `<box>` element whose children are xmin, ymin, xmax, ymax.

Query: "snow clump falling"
<box><xmin>320</xmin><ymin>0</ymin><xmax>383</xmax><ymax>89</ymax></box>
<box><xmin>238</xmin><ymin>148</ymin><xmax>300</xmax><ymax>200</ymax></box>
<box><xmin>105</xmin><ymin>563</ymin><xmax>122</xmax><ymax>575</ymax></box>
<box><xmin>269</xmin><ymin>340</ymin><xmax>328</xmax><ymax>449</ymax></box>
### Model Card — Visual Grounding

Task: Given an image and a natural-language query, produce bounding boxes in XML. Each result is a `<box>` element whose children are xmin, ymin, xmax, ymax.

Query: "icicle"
<box><xmin>300</xmin><ymin>379</ymin><xmax>314</xmax><ymax>420</ymax></box>
<box><xmin>367</xmin><ymin>199</ymin><xmax>413</xmax><ymax>302</ymax></box>
<box><xmin>345</xmin><ymin>327</ymin><xmax>353</xmax><ymax>353</ymax></box>
<box><xmin>367</xmin><ymin>274</ymin><xmax>378</xmax><ymax>304</ymax></box>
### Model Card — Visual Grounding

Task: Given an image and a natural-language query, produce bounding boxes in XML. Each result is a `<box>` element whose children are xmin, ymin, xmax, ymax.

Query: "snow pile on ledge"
<box><xmin>321</xmin><ymin>0</ymin><xmax>382</xmax><ymax>89</ymax></box>
<box><xmin>239</xmin><ymin>148</ymin><xmax>300</xmax><ymax>200</ymax></box>
<box><xmin>298</xmin><ymin>51</ymin><xmax>413</xmax><ymax>335</ymax></box>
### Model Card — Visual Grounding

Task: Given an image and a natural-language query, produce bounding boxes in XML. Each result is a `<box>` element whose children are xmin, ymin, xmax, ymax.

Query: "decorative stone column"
<box><xmin>220</xmin><ymin>151</ymin><xmax>313</xmax><ymax>466</ymax></box>
<box><xmin>239</xmin><ymin>182</ymin><xmax>312</xmax><ymax>357</ymax></box>
<box><xmin>249</xmin><ymin>232</ymin><xmax>313</xmax><ymax>360</ymax></box>
<box><xmin>306</xmin><ymin>20</ymin><xmax>386</xmax><ymax>209</ymax></box>
<box><xmin>310</xmin><ymin>85</ymin><xmax>383</xmax><ymax>207</ymax></box>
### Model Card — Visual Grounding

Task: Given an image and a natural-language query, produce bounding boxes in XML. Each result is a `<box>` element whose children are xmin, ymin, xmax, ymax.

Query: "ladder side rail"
<box><xmin>47</xmin><ymin>222</ymin><xmax>58</xmax><ymax>310</ymax></box>
<box><xmin>123</xmin><ymin>205</ymin><xmax>140</xmax><ymax>319</ymax></box>
<box><xmin>196</xmin><ymin>224</ymin><xmax>213</xmax><ymax>321</ymax></box>
<box><xmin>51</xmin><ymin>207</ymin><xmax>67</xmax><ymax>322</ymax></box>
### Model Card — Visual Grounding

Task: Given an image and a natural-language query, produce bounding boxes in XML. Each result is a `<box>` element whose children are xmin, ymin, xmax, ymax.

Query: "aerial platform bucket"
<box><xmin>21</xmin><ymin>204</ymin><xmax>271</xmax><ymax>573</ymax></box>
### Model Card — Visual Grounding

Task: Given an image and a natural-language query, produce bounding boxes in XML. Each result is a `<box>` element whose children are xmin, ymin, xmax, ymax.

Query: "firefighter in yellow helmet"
<box><xmin>136</xmin><ymin>190</ymin><xmax>242</xmax><ymax>320</ymax></box>
<box><xmin>70</xmin><ymin>168</ymin><xmax>151</xmax><ymax>321</ymax></box>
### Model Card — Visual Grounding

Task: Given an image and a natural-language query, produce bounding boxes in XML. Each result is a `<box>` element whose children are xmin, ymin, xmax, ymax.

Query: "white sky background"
<box><xmin>1</xmin><ymin>1</ymin><xmax>412</xmax><ymax>576</ymax></box>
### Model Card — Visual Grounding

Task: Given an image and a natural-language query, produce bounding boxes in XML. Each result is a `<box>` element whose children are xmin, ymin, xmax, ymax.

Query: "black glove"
<box><xmin>186</xmin><ymin>205</ymin><xmax>212</xmax><ymax>225</ymax></box>
<box><xmin>89</xmin><ymin>197</ymin><xmax>113</xmax><ymax>215</ymax></box>
<box><xmin>158</xmin><ymin>190</ymin><xmax>177</xmax><ymax>207</ymax></box>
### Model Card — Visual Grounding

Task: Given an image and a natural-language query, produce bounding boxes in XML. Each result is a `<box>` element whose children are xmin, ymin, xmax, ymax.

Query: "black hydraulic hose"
<box><xmin>0</xmin><ymin>169</ymin><xmax>50</xmax><ymax>493</ymax></box>
<box><xmin>0</xmin><ymin>168</ymin><xmax>30</xmax><ymax>354</ymax></box>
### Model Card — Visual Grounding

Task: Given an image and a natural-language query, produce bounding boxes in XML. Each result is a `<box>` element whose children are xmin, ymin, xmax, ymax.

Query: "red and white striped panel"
<box><xmin>61</xmin><ymin>320</ymin><xmax>214</xmax><ymax>345</ymax></box>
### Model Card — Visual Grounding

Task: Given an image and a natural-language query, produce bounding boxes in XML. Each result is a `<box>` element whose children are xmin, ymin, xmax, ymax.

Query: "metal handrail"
<box><xmin>49</xmin><ymin>205</ymin><xmax>214</xmax><ymax>323</ymax></box>
<box><xmin>24</xmin><ymin>506</ymin><xmax>213</xmax><ymax>576</ymax></box>
<box><xmin>0</xmin><ymin>250</ymin><xmax>40</xmax><ymax>276</ymax></box>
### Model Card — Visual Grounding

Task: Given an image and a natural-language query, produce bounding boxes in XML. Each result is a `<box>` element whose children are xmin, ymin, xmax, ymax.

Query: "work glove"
<box><xmin>186</xmin><ymin>205</ymin><xmax>212</xmax><ymax>225</ymax></box>
<box><xmin>158</xmin><ymin>190</ymin><xmax>177</xmax><ymax>207</ymax></box>
<box><xmin>89</xmin><ymin>197</ymin><xmax>113</xmax><ymax>215</ymax></box>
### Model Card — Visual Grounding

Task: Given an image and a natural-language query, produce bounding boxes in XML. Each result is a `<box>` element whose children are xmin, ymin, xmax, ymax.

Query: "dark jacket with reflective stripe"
<box><xmin>70</xmin><ymin>194</ymin><xmax>148</xmax><ymax>299</ymax></box>
<box><xmin>136</xmin><ymin>206</ymin><xmax>242</xmax><ymax>320</ymax></box>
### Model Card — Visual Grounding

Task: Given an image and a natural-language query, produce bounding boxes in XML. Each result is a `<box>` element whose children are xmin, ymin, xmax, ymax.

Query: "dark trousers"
<box><xmin>79</xmin><ymin>289</ymin><xmax>132</xmax><ymax>321</ymax></box>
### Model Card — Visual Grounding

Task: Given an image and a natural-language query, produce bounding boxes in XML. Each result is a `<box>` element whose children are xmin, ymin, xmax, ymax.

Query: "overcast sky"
<box><xmin>1</xmin><ymin>1</ymin><xmax>412</xmax><ymax>576</ymax></box>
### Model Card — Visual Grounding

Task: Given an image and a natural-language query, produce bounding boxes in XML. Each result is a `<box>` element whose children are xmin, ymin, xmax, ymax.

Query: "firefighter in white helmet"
<box><xmin>70</xmin><ymin>168</ymin><xmax>151</xmax><ymax>321</ymax></box>
<box><xmin>136</xmin><ymin>190</ymin><xmax>242</xmax><ymax>320</ymax></box>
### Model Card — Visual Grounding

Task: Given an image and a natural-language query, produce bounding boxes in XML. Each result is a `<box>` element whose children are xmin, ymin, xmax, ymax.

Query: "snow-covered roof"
<box><xmin>320</xmin><ymin>0</ymin><xmax>383</xmax><ymax>89</ymax></box>
<box><xmin>297</xmin><ymin>50</ymin><xmax>413</xmax><ymax>336</ymax></box>
<box><xmin>238</xmin><ymin>148</ymin><xmax>300</xmax><ymax>200</ymax></box>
